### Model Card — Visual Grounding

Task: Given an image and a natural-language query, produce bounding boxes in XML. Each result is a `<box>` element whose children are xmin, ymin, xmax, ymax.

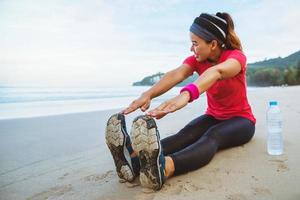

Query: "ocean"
<box><xmin>0</xmin><ymin>86</ymin><xmax>258</xmax><ymax>120</ymax></box>
<box><xmin>0</xmin><ymin>86</ymin><xmax>181</xmax><ymax>119</ymax></box>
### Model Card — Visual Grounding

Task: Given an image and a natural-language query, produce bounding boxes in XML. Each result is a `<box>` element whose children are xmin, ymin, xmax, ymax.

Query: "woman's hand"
<box><xmin>121</xmin><ymin>93</ymin><xmax>152</xmax><ymax>115</ymax></box>
<box><xmin>147</xmin><ymin>91</ymin><xmax>190</xmax><ymax>119</ymax></box>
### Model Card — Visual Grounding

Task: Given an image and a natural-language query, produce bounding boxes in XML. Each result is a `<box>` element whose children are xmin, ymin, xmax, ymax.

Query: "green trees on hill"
<box><xmin>246</xmin><ymin>50</ymin><xmax>300</xmax><ymax>86</ymax></box>
<box><xmin>247</xmin><ymin>61</ymin><xmax>300</xmax><ymax>86</ymax></box>
<box><xmin>284</xmin><ymin>64</ymin><xmax>300</xmax><ymax>85</ymax></box>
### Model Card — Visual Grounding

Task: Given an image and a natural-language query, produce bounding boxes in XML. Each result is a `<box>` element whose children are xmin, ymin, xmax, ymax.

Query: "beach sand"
<box><xmin>0</xmin><ymin>86</ymin><xmax>300</xmax><ymax>200</ymax></box>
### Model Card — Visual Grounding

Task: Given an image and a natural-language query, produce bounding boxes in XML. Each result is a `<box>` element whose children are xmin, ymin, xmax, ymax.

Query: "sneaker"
<box><xmin>131</xmin><ymin>115</ymin><xmax>165</xmax><ymax>190</ymax></box>
<box><xmin>105</xmin><ymin>113</ymin><xmax>140</xmax><ymax>182</ymax></box>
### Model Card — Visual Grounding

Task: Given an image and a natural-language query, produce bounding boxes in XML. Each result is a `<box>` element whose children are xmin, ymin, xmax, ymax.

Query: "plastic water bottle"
<box><xmin>267</xmin><ymin>101</ymin><xmax>283</xmax><ymax>155</ymax></box>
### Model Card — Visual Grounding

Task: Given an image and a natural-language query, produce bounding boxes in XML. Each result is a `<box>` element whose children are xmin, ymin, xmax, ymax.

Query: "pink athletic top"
<box><xmin>183</xmin><ymin>49</ymin><xmax>256</xmax><ymax>124</ymax></box>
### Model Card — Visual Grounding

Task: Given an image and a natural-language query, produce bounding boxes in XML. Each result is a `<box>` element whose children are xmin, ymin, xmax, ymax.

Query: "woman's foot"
<box><xmin>131</xmin><ymin>115</ymin><xmax>165</xmax><ymax>190</ymax></box>
<box><xmin>105</xmin><ymin>113</ymin><xmax>140</xmax><ymax>182</ymax></box>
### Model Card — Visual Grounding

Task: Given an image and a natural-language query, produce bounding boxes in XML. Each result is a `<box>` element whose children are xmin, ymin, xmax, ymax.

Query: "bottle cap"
<box><xmin>269</xmin><ymin>101</ymin><xmax>278</xmax><ymax>106</ymax></box>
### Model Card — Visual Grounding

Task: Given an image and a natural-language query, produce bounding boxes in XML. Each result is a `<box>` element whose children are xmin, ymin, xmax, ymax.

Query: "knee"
<box><xmin>203</xmin><ymin>127</ymin><xmax>220</xmax><ymax>142</ymax></box>
<box><xmin>241</xmin><ymin>127</ymin><xmax>255</xmax><ymax>144</ymax></box>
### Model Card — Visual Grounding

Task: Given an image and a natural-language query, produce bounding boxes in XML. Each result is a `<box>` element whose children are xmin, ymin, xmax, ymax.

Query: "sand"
<box><xmin>0</xmin><ymin>86</ymin><xmax>300</xmax><ymax>200</ymax></box>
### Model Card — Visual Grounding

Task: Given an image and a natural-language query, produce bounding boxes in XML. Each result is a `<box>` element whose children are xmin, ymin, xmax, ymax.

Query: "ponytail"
<box><xmin>216</xmin><ymin>12</ymin><xmax>242</xmax><ymax>51</ymax></box>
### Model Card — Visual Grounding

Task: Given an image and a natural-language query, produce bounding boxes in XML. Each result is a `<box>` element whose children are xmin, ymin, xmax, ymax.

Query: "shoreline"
<box><xmin>0</xmin><ymin>85</ymin><xmax>280</xmax><ymax>120</ymax></box>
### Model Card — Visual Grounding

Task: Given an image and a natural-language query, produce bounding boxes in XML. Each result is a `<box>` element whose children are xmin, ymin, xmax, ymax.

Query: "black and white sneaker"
<box><xmin>131</xmin><ymin>115</ymin><xmax>165</xmax><ymax>190</ymax></box>
<box><xmin>105</xmin><ymin>113</ymin><xmax>140</xmax><ymax>182</ymax></box>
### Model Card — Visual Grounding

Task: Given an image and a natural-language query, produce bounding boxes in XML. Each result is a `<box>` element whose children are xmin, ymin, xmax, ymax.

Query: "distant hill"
<box><xmin>133</xmin><ymin>72</ymin><xmax>164</xmax><ymax>86</ymax></box>
<box><xmin>132</xmin><ymin>72</ymin><xmax>199</xmax><ymax>87</ymax></box>
<box><xmin>133</xmin><ymin>49</ymin><xmax>300</xmax><ymax>86</ymax></box>
<box><xmin>248</xmin><ymin>50</ymin><xmax>300</xmax><ymax>69</ymax></box>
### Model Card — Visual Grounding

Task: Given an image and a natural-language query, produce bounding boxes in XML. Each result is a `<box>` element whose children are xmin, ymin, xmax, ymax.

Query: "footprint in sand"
<box><xmin>252</xmin><ymin>187</ymin><xmax>272</xmax><ymax>197</ymax></box>
<box><xmin>125</xmin><ymin>178</ymin><xmax>140</xmax><ymax>188</ymax></box>
<box><xmin>226</xmin><ymin>193</ymin><xmax>248</xmax><ymax>200</ymax></box>
<box><xmin>251</xmin><ymin>175</ymin><xmax>259</xmax><ymax>181</ymax></box>
<box><xmin>27</xmin><ymin>184</ymin><xmax>73</xmax><ymax>200</ymax></box>
<box><xmin>83</xmin><ymin>170</ymin><xmax>114</xmax><ymax>182</ymax></box>
<box><xmin>58</xmin><ymin>172</ymin><xmax>69</xmax><ymax>180</ymax></box>
<box><xmin>268</xmin><ymin>158</ymin><xmax>289</xmax><ymax>172</ymax></box>
<box><xmin>134</xmin><ymin>192</ymin><xmax>155</xmax><ymax>200</ymax></box>
<box><xmin>209</xmin><ymin>167</ymin><xmax>221</xmax><ymax>173</ymax></box>
<box><xmin>181</xmin><ymin>182</ymin><xmax>201</xmax><ymax>192</ymax></box>
<box><xmin>172</xmin><ymin>181</ymin><xmax>204</xmax><ymax>194</ymax></box>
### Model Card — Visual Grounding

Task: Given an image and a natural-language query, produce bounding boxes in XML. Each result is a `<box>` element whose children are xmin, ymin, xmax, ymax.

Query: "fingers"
<box><xmin>147</xmin><ymin>110</ymin><xmax>168</xmax><ymax>119</ymax></box>
<box><xmin>155</xmin><ymin>101</ymin><xmax>168</xmax><ymax>111</ymax></box>
<box><xmin>147</xmin><ymin>106</ymin><xmax>174</xmax><ymax>118</ymax></box>
<box><xmin>121</xmin><ymin>100</ymin><xmax>151</xmax><ymax>115</ymax></box>
<box><xmin>147</xmin><ymin>102</ymin><xmax>168</xmax><ymax>115</ymax></box>
<box><xmin>147</xmin><ymin>101</ymin><xmax>177</xmax><ymax>119</ymax></box>
<box><xmin>140</xmin><ymin>101</ymin><xmax>150</xmax><ymax>112</ymax></box>
<box><xmin>121</xmin><ymin>102</ymin><xmax>139</xmax><ymax>115</ymax></box>
<box><xmin>122</xmin><ymin>95</ymin><xmax>181</xmax><ymax>118</ymax></box>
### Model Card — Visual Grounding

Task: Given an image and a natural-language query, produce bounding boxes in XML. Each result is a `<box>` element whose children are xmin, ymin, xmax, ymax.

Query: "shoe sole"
<box><xmin>105</xmin><ymin>113</ymin><xmax>135</xmax><ymax>182</ymax></box>
<box><xmin>131</xmin><ymin>115</ymin><xmax>163</xmax><ymax>190</ymax></box>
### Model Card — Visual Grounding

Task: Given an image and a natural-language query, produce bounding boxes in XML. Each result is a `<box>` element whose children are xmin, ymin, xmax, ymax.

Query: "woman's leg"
<box><xmin>161</xmin><ymin>115</ymin><xmax>220</xmax><ymax>155</ymax></box>
<box><xmin>169</xmin><ymin>117</ymin><xmax>255</xmax><ymax>175</ymax></box>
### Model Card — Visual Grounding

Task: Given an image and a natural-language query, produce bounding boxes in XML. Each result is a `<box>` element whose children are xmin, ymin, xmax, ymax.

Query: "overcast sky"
<box><xmin>1</xmin><ymin>0</ymin><xmax>299</xmax><ymax>87</ymax></box>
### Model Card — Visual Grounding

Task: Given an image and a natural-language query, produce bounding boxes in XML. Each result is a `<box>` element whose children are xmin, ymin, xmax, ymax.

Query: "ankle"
<box><xmin>130</xmin><ymin>151</ymin><xmax>138</xmax><ymax>158</ymax></box>
<box><xmin>164</xmin><ymin>156</ymin><xmax>175</xmax><ymax>178</ymax></box>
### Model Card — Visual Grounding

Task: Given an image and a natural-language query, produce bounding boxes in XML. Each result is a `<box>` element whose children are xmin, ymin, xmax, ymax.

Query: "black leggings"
<box><xmin>161</xmin><ymin>114</ymin><xmax>255</xmax><ymax>175</ymax></box>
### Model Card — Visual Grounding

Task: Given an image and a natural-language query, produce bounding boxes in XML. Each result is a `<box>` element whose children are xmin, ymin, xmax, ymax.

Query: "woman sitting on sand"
<box><xmin>105</xmin><ymin>12</ymin><xmax>256</xmax><ymax>191</ymax></box>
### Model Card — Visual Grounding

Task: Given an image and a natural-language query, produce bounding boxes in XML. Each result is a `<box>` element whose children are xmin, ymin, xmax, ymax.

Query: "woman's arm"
<box><xmin>143</xmin><ymin>64</ymin><xmax>194</xmax><ymax>99</ymax></box>
<box><xmin>147</xmin><ymin>58</ymin><xmax>242</xmax><ymax>119</ymax></box>
<box><xmin>122</xmin><ymin>64</ymin><xmax>193</xmax><ymax>114</ymax></box>
<box><xmin>193</xmin><ymin>58</ymin><xmax>242</xmax><ymax>94</ymax></box>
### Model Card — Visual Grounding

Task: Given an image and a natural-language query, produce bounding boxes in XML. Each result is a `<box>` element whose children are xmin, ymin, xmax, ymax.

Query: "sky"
<box><xmin>0</xmin><ymin>0</ymin><xmax>300</xmax><ymax>87</ymax></box>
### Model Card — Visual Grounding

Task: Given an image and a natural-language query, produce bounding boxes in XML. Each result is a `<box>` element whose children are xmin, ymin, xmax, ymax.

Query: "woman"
<box><xmin>105</xmin><ymin>12</ymin><xmax>256</xmax><ymax>191</ymax></box>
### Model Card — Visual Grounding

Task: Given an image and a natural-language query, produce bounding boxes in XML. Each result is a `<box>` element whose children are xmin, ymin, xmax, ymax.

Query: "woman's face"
<box><xmin>189</xmin><ymin>32</ymin><xmax>213</xmax><ymax>62</ymax></box>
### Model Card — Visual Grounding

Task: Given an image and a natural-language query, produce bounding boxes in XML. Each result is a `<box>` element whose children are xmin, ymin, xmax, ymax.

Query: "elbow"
<box><xmin>208</xmin><ymin>67</ymin><xmax>223</xmax><ymax>80</ymax></box>
<box><xmin>216</xmin><ymin>68</ymin><xmax>224</xmax><ymax>80</ymax></box>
